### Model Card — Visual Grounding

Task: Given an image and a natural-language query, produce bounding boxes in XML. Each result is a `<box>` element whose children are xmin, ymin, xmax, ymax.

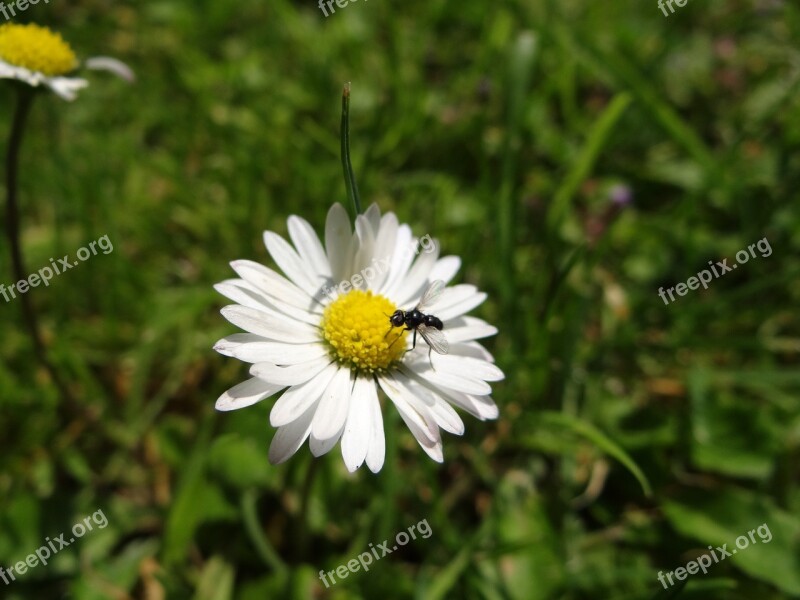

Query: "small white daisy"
<box><xmin>0</xmin><ymin>23</ymin><xmax>133</xmax><ymax>101</ymax></box>
<box><xmin>214</xmin><ymin>203</ymin><xmax>503</xmax><ymax>472</ymax></box>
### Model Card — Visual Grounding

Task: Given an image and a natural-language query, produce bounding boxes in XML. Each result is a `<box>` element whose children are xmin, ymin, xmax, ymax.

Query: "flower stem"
<box><xmin>341</xmin><ymin>82</ymin><xmax>362</xmax><ymax>218</ymax></box>
<box><xmin>297</xmin><ymin>457</ymin><xmax>320</xmax><ymax>555</ymax></box>
<box><xmin>241</xmin><ymin>488</ymin><xmax>288</xmax><ymax>575</ymax></box>
<box><xmin>4</xmin><ymin>87</ymin><xmax>75</xmax><ymax>407</ymax></box>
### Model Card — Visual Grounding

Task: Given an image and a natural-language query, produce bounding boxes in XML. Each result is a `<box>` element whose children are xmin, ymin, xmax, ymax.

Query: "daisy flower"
<box><xmin>213</xmin><ymin>203</ymin><xmax>504</xmax><ymax>472</ymax></box>
<box><xmin>0</xmin><ymin>23</ymin><xmax>133</xmax><ymax>101</ymax></box>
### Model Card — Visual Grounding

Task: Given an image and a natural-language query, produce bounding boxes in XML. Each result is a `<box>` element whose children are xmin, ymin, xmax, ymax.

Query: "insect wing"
<box><xmin>415</xmin><ymin>280</ymin><xmax>445</xmax><ymax>312</ymax></box>
<box><xmin>418</xmin><ymin>324</ymin><xmax>449</xmax><ymax>355</ymax></box>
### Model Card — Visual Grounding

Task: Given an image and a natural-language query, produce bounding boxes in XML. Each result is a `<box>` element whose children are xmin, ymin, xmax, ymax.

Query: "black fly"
<box><xmin>386</xmin><ymin>280</ymin><xmax>449</xmax><ymax>363</ymax></box>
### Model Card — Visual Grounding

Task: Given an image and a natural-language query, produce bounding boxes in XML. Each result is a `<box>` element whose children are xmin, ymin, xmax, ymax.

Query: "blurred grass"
<box><xmin>1</xmin><ymin>0</ymin><xmax>799</xmax><ymax>598</ymax></box>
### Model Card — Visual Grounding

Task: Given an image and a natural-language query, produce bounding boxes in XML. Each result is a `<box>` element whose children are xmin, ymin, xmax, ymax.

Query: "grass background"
<box><xmin>1</xmin><ymin>0</ymin><xmax>799</xmax><ymax>598</ymax></box>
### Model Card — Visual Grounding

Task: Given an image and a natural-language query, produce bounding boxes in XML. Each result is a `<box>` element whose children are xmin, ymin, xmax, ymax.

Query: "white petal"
<box><xmin>325</xmin><ymin>203</ymin><xmax>354</xmax><ymax>283</ymax></box>
<box><xmin>442</xmin><ymin>317</ymin><xmax>498</xmax><ymax>344</ymax></box>
<box><xmin>269</xmin><ymin>403</ymin><xmax>316</xmax><ymax>464</ymax></box>
<box><xmin>217</xmin><ymin>281</ymin><xmax>320</xmax><ymax>327</ymax></box>
<box><xmin>428</xmin><ymin>256</ymin><xmax>461</xmax><ymax>286</ymax></box>
<box><xmin>366</xmin><ymin>213</ymin><xmax>398</xmax><ymax>291</ymax></box>
<box><xmin>351</xmin><ymin>213</ymin><xmax>377</xmax><ymax>278</ymax></box>
<box><xmin>213</xmin><ymin>333</ymin><xmax>268</xmax><ymax>356</ymax></box>
<box><xmin>341</xmin><ymin>376</ymin><xmax>376</xmax><ymax>472</ymax></box>
<box><xmin>85</xmin><ymin>56</ymin><xmax>135</xmax><ymax>82</ymax></box>
<box><xmin>363</xmin><ymin>203</ymin><xmax>382</xmax><ymax>233</ymax></box>
<box><xmin>429</xmin><ymin>399</ymin><xmax>465</xmax><ymax>435</ymax></box>
<box><xmin>270</xmin><ymin>363</ymin><xmax>338</xmax><ymax>427</ymax></box>
<box><xmin>434</xmin><ymin>291</ymin><xmax>488</xmax><ymax>321</ymax></box>
<box><xmin>288</xmin><ymin>216</ymin><xmax>332</xmax><ymax>279</ymax></box>
<box><xmin>264</xmin><ymin>231</ymin><xmax>320</xmax><ymax>295</ymax></box>
<box><xmin>399</xmin><ymin>374</ymin><xmax>464</xmax><ymax>435</ymax></box>
<box><xmin>0</xmin><ymin>60</ymin><xmax>20</xmax><ymax>79</ymax></box>
<box><xmin>45</xmin><ymin>76</ymin><xmax>89</xmax><ymax>101</ymax></box>
<box><xmin>0</xmin><ymin>60</ymin><xmax>41</xmax><ymax>85</ymax></box>
<box><xmin>427</xmin><ymin>285</ymin><xmax>479</xmax><ymax>312</ymax></box>
<box><xmin>215</xmin><ymin>280</ymin><xmax>273</xmax><ymax>311</ymax></box>
<box><xmin>220</xmin><ymin>279</ymin><xmax>322</xmax><ymax>326</ymax></box>
<box><xmin>378</xmin><ymin>225</ymin><xmax>414</xmax><ymax>296</ymax></box>
<box><xmin>450</xmin><ymin>341</ymin><xmax>495</xmax><ymax>362</ymax></box>
<box><xmin>416</xmin><ymin>436</ymin><xmax>444</xmax><ymax>462</ymax></box>
<box><xmin>393</xmin><ymin>371</ymin><xmax>433</xmax><ymax>405</ymax></box>
<box><xmin>230</xmin><ymin>341</ymin><xmax>329</xmax><ymax>365</ymax></box>
<box><xmin>427</xmin><ymin>385</ymin><xmax>499</xmax><ymax>421</ymax></box>
<box><xmin>456</xmin><ymin>395</ymin><xmax>499</xmax><ymax>420</ymax></box>
<box><xmin>377</xmin><ymin>375</ymin><xmax>437</xmax><ymax>444</ymax></box>
<box><xmin>262</xmin><ymin>293</ymin><xmax>325</xmax><ymax>326</ymax></box>
<box><xmin>394</xmin><ymin>246</ymin><xmax>442</xmax><ymax>307</ymax></box>
<box><xmin>365</xmin><ymin>386</ymin><xmax>386</xmax><ymax>473</ymax></box>
<box><xmin>250</xmin><ymin>357</ymin><xmax>332</xmax><ymax>386</ymax></box>
<box><xmin>466</xmin><ymin>395</ymin><xmax>500</xmax><ymax>420</ymax></box>
<box><xmin>215</xmin><ymin>377</ymin><xmax>285</xmax><ymax>412</ymax></box>
<box><xmin>397</xmin><ymin>413</ymin><xmax>443</xmax><ymax>462</ymax></box>
<box><xmin>379</xmin><ymin>375</ymin><xmax>444</xmax><ymax>463</ymax></box>
<box><xmin>309</xmin><ymin>423</ymin><xmax>344</xmax><ymax>457</ymax></box>
<box><xmin>423</xmin><ymin>354</ymin><xmax>504</xmax><ymax>382</ymax></box>
<box><xmin>311</xmin><ymin>367</ymin><xmax>352</xmax><ymax>443</ymax></box>
<box><xmin>406</xmin><ymin>361</ymin><xmax>492</xmax><ymax>396</ymax></box>
<box><xmin>220</xmin><ymin>305</ymin><xmax>319</xmax><ymax>343</ymax></box>
<box><xmin>230</xmin><ymin>260</ymin><xmax>322</xmax><ymax>314</ymax></box>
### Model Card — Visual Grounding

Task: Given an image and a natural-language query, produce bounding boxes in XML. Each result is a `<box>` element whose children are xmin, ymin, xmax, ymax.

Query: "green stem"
<box><xmin>297</xmin><ymin>457</ymin><xmax>320</xmax><ymax>556</ymax></box>
<box><xmin>241</xmin><ymin>488</ymin><xmax>288</xmax><ymax>575</ymax></box>
<box><xmin>4</xmin><ymin>87</ymin><xmax>75</xmax><ymax>408</ymax></box>
<box><xmin>341</xmin><ymin>82</ymin><xmax>362</xmax><ymax>218</ymax></box>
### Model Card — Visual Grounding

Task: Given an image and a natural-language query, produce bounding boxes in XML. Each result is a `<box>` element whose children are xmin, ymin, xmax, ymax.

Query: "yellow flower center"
<box><xmin>0</xmin><ymin>24</ymin><xmax>77</xmax><ymax>76</ymax></box>
<box><xmin>321</xmin><ymin>290</ymin><xmax>408</xmax><ymax>373</ymax></box>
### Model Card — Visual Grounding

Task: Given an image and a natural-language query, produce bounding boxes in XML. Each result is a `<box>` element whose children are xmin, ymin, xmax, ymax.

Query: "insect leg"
<box><xmin>428</xmin><ymin>344</ymin><xmax>441</xmax><ymax>372</ymax></box>
<box><xmin>387</xmin><ymin>330</ymin><xmax>401</xmax><ymax>349</ymax></box>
